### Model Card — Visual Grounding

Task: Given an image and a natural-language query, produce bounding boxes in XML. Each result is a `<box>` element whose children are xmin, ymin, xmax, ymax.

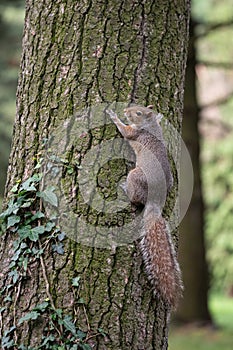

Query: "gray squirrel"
<box><xmin>107</xmin><ymin>105</ymin><xmax>183</xmax><ymax>309</ymax></box>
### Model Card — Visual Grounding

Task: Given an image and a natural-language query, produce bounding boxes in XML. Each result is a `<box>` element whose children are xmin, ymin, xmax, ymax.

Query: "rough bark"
<box><xmin>0</xmin><ymin>0</ymin><xmax>190</xmax><ymax>349</ymax></box>
<box><xmin>175</xmin><ymin>19</ymin><xmax>212</xmax><ymax>324</ymax></box>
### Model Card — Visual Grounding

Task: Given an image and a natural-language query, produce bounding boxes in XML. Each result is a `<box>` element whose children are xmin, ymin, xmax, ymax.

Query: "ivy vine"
<box><xmin>0</xmin><ymin>159</ymin><xmax>106</xmax><ymax>349</ymax></box>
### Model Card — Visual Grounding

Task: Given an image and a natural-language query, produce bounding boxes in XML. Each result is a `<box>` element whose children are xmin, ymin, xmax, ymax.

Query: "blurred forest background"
<box><xmin>0</xmin><ymin>0</ymin><xmax>232</xmax><ymax>349</ymax></box>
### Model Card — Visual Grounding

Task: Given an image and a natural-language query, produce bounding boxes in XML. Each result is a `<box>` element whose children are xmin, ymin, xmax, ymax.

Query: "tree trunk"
<box><xmin>0</xmin><ymin>1</ymin><xmax>190</xmax><ymax>349</ymax></box>
<box><xmin>175</xmin><ymin>19</ymin><xmax>212</xmax><ymax>324</ymax></box>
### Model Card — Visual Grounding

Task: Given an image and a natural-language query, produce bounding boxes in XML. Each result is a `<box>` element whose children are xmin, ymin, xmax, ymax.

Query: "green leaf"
<box><xmin>18</xmin><ymin>225</ymin><xmax>32</xmax><ymax>240</ymax></box>
<box><xmin>8</xmin><ymin>270</ymin><xmax>19</xmax><ymax>284</ymax></box>
<box><xmin>81</xmin><ymin>344</ymin><xmax>92</xmax><ymax>350</ymax></box>
<box><xmin>70</xmin><ymin>346</ymin><xmax>78</xmax><ymax>350</ymax></box>
<box><xmin>22</xmin><ymin>257</ymin><xmax>28</xmax><ymax>271</ymax></box>
<box><xmin>1</xmin><ymin>335</ymin><xmax>14</xmax><ymax>348</ymax></box>
<box><xmin>54</xmin><ymin>308</ymin><xmax>63</xmax><ymax>319</ymax></box>
<box><xmin>52</xmin><ymin>243</ymin><xmax>64</xmax><ymax>255</ymax></box>
<box><xmin>11</xmin><ymin>248</ymin><xmax>22</xmax><ymax>261</ymax></box>
<box><xmin>4</xmin><ymin>296</ymin><xmax>12</xmax><ymax>302</ymax></box>
<box><xmin>0</xmin><ymin>200</ymin><xmax>19</xmax><ymax>219</ymax></box>
<box><xmin>40</xmin><ymin>334</ymin><xmax>55</xmax><ymax>347</ymax></box>
<box><xmin>98</xmin><ymin>328</ymin><xmax>107</xmax><ymax>336</ymax></box>
<box><xmin>31</xmin><ymin>211</ymin><xmax>45</xmax><ymax>221</ymax></box>
<box><xmin>11</xmin><ymin>183</ymin><xmax>19</xmax><ymax>193</ymax></box>
<box><xmin>21</xmin><ymin>179</ymin><xmax>37</xmax><ymax>192</ymax></box>
<box><xmin>76</xmin><ymin>329</ymin><xmax>87</xmax><ymax>340</ymax></box>
<box><xmin>34</xmin><ymin>301</ymin><xmax>49</xmax><ymax>312</ymax></box>
<box><xmin>34</xmin><ymin>158</ymin><xmax>44</xmax><ymax>169</ymax></box>
<box><xmin>67</xmin><ymin>166</ymin><xmax>74</xmax><ymax>174</ymax></box>
<box><xmin>29</xmin><ymin>226</ymin><xmax>45</xmax><ymax>241</ymax></box>
<box><xmin>37</xmin><ymin>187</ymin><xmax>58</xmax><ymax>207</ymax></box>
<box><xmin>31</xmin><ymin>226</ymin><xmax>45</xmax><ymax>234</ymax></box>
<box><xmin>19</xmin><ymin>174</ymin><xmax>42</xmax><ymax>193</ymax></box>
<box><xmin>21</xmin><ymin>200</ymin><xmax>34</xmax><ymax>208</ymax></box>
<box><xmin>77</xmin><ymin>297</ymin><xmax>85</xmax><ymax>304</ymax></box>
<box><xmin>7</xmin><ymin>215</ymin><xmax>20</xmax><ymax>229</ymax></box>
<box><xmin>18</xmin><ymin>225</ymin><xmax>45</xmax><ymax>242</ymax></box>
<box><xmin>61</xmin><ymin>315</ymin><xmax>77</xmax><ymax>336</ymax></box>
<box><xmin>45</xmin><ymin>221</ymin><xmax>55</xmax><ymax>232</ymax></box>
<box><xmin>32</xmin><ymin>247</ymin><xmax>44</xmax><ymax>257</ymax></box>
<box><xmin>18</xmin><ymin>311</ymin><xmax>40</xmax><ymax>325</ymax></box>
<box><xmin>58</xmin><ymin>232</ymin><xmax>66</xmax><ymax>241</ymax></box>
<box><xmin>72</xmin><ymin>277</ymin><xmax>81</xmax><ymax>287</ymax></box>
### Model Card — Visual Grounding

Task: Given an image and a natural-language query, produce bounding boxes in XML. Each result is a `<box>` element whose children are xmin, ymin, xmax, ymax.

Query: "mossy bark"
<box><xmin>0</xmin><ymin>0</ymin><xmax>190</xmax><ymax>349</ymax></box>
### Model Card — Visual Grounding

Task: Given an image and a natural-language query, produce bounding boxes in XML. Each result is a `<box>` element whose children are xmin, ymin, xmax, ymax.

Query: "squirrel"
<box><xmin>106</xmin><ymin>105</ymin><xmax>183</xmax><ymax>310</ymax></box>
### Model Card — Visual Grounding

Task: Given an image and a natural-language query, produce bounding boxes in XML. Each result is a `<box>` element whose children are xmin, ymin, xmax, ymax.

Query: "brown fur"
<box><xmin>141</xmin><ymin>215</ymin><xmax>183</xmax><ymax>309</ymax></box>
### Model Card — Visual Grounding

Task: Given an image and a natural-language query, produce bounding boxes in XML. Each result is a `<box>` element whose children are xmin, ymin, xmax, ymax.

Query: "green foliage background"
<box><xmin>193</xmin><ymin>0</ymin><xmax>233</xmax><ymax>294</ymax></box>
<box><xmin>0</xmin><ymin>0</ymin><xmax>25</xmax><ymax>203</ymax></box>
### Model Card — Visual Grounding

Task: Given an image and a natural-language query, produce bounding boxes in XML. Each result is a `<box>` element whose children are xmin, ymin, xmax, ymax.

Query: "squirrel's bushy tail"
<box><xmin>140</xmin><ymin>209</ymin><xmax>183</xmax><ymax>309</ymax></box>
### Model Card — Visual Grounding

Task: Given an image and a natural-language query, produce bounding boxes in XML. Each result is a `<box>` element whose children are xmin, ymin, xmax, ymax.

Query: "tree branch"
<box><xmin>194</xmin><ymin>19</ymin><xmax>233</xmax><ymax>39</ymax></box>
<box><xmin>197</xmin><ymin>60</ymin><xmax>233</xmax><ymax>70</ymax></box>
<box><xmin>200</xmin><ymin>92</ymin><xmax>233</xmax><ymax>110</ymax></box>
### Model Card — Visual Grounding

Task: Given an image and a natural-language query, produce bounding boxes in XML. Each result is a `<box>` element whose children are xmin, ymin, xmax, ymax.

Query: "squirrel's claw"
<box><xmin>106</xmin><ymin>109</ymin><xmax>117</xmax><ymax>120</ymax></box>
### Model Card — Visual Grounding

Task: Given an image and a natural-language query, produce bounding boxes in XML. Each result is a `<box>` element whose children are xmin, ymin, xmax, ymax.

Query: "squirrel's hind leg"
<box><xmin>126</xmin><ymin>167</ymin><xmax>147</xmax><ymax>206</ymax></box>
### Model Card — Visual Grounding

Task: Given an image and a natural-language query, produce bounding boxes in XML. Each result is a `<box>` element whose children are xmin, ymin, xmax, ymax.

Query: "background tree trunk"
<box><xmin>0</xmin><ymin>1</ymin><xmax>190</xmax><ymax>349</ymax></box>
<box><xmin>176</xmin><ymin>19</ymin><xmax>212</xmax><ymax>324</ymax></box>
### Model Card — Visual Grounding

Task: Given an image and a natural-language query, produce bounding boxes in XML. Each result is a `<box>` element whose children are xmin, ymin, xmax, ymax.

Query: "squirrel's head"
<box><xmin>124</xmin><ymin>105</ymin><xmax>162</xmax><ymax>127</ymax></box>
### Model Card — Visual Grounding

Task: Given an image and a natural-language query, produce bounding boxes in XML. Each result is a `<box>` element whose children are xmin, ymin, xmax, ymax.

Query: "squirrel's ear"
<box><xmin>146</xmin><ymin>111</ymin><xmax>154</xmax><ymax>118</ymax></box>
<box><xmin>147</xmin><ymin>105</ymin><xmax>154</xmax><ymax>109</ymax></box>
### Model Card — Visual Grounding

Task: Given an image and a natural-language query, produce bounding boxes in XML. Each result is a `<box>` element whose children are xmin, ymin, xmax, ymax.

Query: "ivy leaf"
<box><xmin>21</xmin><ymin>200</ymin><xmax>34</xmax><ymax>208</ymax></box>
<box><xmin>37</xmin><ymin>187</ymin><xmax>58</xmax><ymax>207</ymax></box>
<box><xmin>30</xmin><ymin>226</ymin><xmax>45</xmax><ymax>241</ymax></box>
<box><xmin>12</xmin><ymin>247</ymin><xmax>23</xmax><ymax>261</ymax></box>
<box><xmin>61</xmin><ymin>315</ymin><xmax>77</xmax><ymax>336</ymax></box>
<box><xmin>40</xmin><ymin>335</ymin><xmax>56</xmax><ymax>347</ymax></box>
<box><xmin>76</xmin><ymin>329</ymin><xmax>87</xmax><ymax>340</ymax></box>
<box><xmin>8</xmin><ymin>270</ymin><xmax>19</xmax><ymax>284</ymax></box>
<box><xmin>7</xmin><ymin>215</ymin><xmax>20</xmax><ymax>229</ymax></box>
<box><xmin>31</xmin><ymin>211</ymin><xmax>45</xmax><ymax>221</ymax></box>
<box><xmin>98</xmin><ymin>328</ymin><xmax>107</xmax><ymax>337</ymax></box>
<box><xmin>1</xmin><ymin>335</ymin><xmax>14</xmax><ymax>348</ymax></box>
<box><xmin>4</xmin><ymin>296</ymin><xmax>12</xmax><ymax>302</ymax></box>
<box><xmin>45</xmin><ymin>221</ymin><xmax>55</xmax><ymax>232</ymax></box>
<box><xmin>19</xmin><ymin>174</ymin><xmax>42</xmax><ymax>193</ymax></box>
<box><xmin>58</xmin><ymin>232</ymin><xmax>66</xmax><ymax>241</ymax></box>
<box><xmin>22</xmin><ymin>257</ymin><xmax>28</xmax><ymax>271</ymax></box>
<box><xmin>0</xmin><ymin>200</ymin><xmax>19</xmax><ymax>219</ymax></box>
<box><xmin>77</xmin><ymin>297</ymin><xmax>85</xmax><ymax>304</ymax></box>
<box><xmin>18</xmin><ymin>225</ymin><xmax>32</xmax><ymax>240</ymax></box>
<box><xmin>11</xmin><ymin>183</ymin><xmax>19</xmax><ymax>193</ymax></box>
<box><xmin>20</xmin><ymin>179</ymin><xmax>36</xmax><ymax>192</ymax></box>
<box><xmin>80</xmin><ymin>344</ymin><xmax>92</xmax><ymax>350</ymax></box>
<box><xmin>34</xmin><ymin>301</ymin><xmax>49</xmax><ymax>312</ymax></box>
<box><xmin>72</xmin><ymin>277</ymin><xmax>81</xmax><ymax>287</ymax></box>
<box><xmin>52</xmin><ymin>243</ymin><xmax>64</xmax><ymax>255</ymax></box>
<box><xmin>54</xmin><ymin>308</ymin><xmax>63</xmax><ymax>318</ymax></box>
<box><xmin>18</xmin><ymin>225</ymin><xmax>45</xmax><ymax>242</ymax></box>
<box><xmin>18</xmin><ymin>311</ymin><xmax>40</xmax><ymax>325</ymax></box>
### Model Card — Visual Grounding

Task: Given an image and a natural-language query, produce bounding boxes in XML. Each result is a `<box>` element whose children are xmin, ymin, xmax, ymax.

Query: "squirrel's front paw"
<box><xmin>106</xmin><ymin>109</ymin><xmax>117</xmax><ymax>121</ymax></box>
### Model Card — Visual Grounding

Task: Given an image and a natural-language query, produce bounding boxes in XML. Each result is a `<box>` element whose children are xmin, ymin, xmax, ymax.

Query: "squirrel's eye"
<box><xmin>136</xmin><ymin>111</ymin><xmax>142</xmax><ymax>116</ymax></box>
